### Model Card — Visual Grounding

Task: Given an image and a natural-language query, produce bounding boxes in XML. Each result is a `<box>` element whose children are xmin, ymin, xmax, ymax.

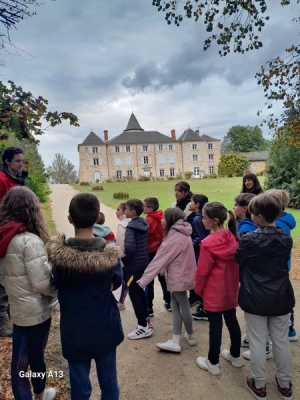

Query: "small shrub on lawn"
<box><xmin>80</xmin><ymin>182</ymin><xmax>90</xmax><ymax>186</ymax></box>
<box><xmin>92</xmin><ymin>185</ymin><xmax>104</xmax><ymax>191</ymax></box>
<box><xmin>113</xmin><ymin>192</ymin><xmax>129</xmax><ymax>199</ymax></box>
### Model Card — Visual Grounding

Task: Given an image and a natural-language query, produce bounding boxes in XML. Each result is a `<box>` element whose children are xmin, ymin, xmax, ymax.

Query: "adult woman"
<box><xmin>241</xmin><ymin>173</ymin><xmax>263</xmax><ymax>195</ymax></box>
<box><xmin>172</xmin><ymin>181</ymin><xmax>193</xmax><ymax>217</ymax></box>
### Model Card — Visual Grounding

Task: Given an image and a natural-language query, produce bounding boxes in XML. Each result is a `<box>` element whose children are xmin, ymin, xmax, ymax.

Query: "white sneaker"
<box><xmin>127</xmin><ymin>324</ymin><xmax>153</xmax><ymax>340</ymax></box>
<box><xmin>196</xmin><ymin>357</ymin><xmax>220</xmax><ymax>375</ymax></box>
<box><xmin>33</xmin><ymin>388</ymin><xmax>56</xmax><ymax>400</ymax></box>
<box><xmin>243</xmin><ymin>348</ymin><xmax>273</xmax><ymax>360</ymax></box>
<box><xmin>241</xmin><ymin>333</ymin><xmax>250</xmax><ymax>347</ymax></box>
<box><xmin>184</xmin><ymin>332</ymin><xmax>197</xmax><ymax>346</ymax></box>
<box><xmin>221</xmin><ymin>349</ymin><xmax>243</xmax><ymax>367</ymax></box>
<box><xmin>156</xmin><ymin>339</ymin><xmax>181</xmax><ymax>353</ymax></box>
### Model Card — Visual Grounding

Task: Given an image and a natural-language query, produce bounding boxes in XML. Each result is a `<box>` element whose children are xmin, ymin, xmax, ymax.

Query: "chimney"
<box><xmin>171</xmin><ymin>129</ymin><xmax>176</xmax><ymax>139</ymax></box>
<box><xmin>195</xmin><ymin>129</ymin><xmax>200</xmax><ymax>136</ymax></box>
<box><xmin>104</xmin><ymin>130</ymin><xmax>108</xmax><ymax>142</ymax></box>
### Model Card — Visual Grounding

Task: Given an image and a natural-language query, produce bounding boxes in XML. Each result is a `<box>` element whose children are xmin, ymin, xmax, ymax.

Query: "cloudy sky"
<box><xmin>1</xmin><ymin>0</ymin><xmax>298</xmax><ymax>171</ymax></box>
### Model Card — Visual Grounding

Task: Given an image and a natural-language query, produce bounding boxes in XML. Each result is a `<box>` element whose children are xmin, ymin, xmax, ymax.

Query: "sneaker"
<box><xmin>148</xmin><ymin>308</ymin><xmax>154</xmax><ymax>317</ymax></box>
<box><xmin>33</xmin><ymin>388</ymin><xmax>56</xmax><ymax>400</ymax></box>
<box><xmin>246</xmin><ymin>376</ymin><xmax>267</xmax><ymax>399</ymax></box>
<box><xmin>164</xmin><ymin>302</ymin><xmax>172</xmax><ymax>312</ymax></box>
<box><xmin>288</xmin><ymin>329</ymin><xmax>297</xmax><ymax>342</ymax></box>
<box><xmin>189</xmin><ymin>297</ymin><xmax>201</xmax><ymax>307</ymax></box>
<box><xmin>243</xmin><ymin>347</ymin><xmax>273</xmax><ymax>360</ymax></box>
<box><xmin>117</xmin><ymin>302</ymin><xmax>126</xmax><ymax>311</ymax></box>
<box><xmin>221</xmin><ymin>349</ymin><xmax>243</xmax><ymax>367</ymax></box>
<box><xmin>184</xmin><ymin>332</ymin><xmax>197</xmax><ymax>346</ymax></box>
<box><xmin>241</xmin><ymin>333</ymin><xmax>250</xmax><ymax>347</ymax></box>
<box><xmin>127</xmin><ymin>324</ymin><xmax>153</xmax><ymax>340</ymax></box>
<box><xmin>147</xmin><ymin>317</ymin><xmax>153</xmax><ymax>329</ymax></box>
<box><xmin>156</xmin><ymin>339</ymin><xmax>181</xmax><ymax>353</ymax></box>
<box><xmin>192</xmin><ymin>309</ymin><xmax>208</xmax><ymax>321</ymax></box>
<box><xmin>275</xmin><ymin>376</ymin><xmax>293</xmax><ymax>399</ymax></box>
<box><xmin>196</xmin><ymin>357</ymin><xmax>220</xmax><ymax>375</ymax></box>
<box><xmin>0</xmin><ymin>322</ymin><xmax>12</xmax><ymax>338</ymax></box>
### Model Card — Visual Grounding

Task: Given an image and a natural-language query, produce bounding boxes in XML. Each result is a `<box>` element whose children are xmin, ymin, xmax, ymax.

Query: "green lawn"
<box><xmin>73</xmin><ymin>177</ymin><xmax>300</xmax><ymax>243</ymax></box>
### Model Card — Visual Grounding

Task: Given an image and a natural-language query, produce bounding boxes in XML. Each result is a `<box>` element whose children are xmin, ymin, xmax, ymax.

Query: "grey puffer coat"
<box><xmin>0</xmin><ymin>232</ymin><xmax>57</xmax><ymax>326</ymax></box>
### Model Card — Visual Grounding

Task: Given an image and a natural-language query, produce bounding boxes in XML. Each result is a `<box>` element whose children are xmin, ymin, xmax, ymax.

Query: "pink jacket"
<box><xmin>194</xmin><ymin>230</ymin><xmax>239</xmax><ymax>312</ymax></box>
<box><xmin>138</xmin><ymin>220</ymin><xmax>196</xmax><ymax>292</ymax></box>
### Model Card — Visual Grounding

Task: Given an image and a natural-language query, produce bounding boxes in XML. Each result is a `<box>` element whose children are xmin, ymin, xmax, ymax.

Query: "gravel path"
<box><xmin>49</xmin><ymin>184</ymin><xmax>300</xmax><ymax>400</ymax></box>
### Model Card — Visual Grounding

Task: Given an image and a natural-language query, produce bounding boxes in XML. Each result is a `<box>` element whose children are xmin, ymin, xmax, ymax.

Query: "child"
<box><xmin>122</xmin><ymin>199</ymin><xmax>152</xmax><ymax>339</ymax></box>
<box><xmin>138</xmin><ymin>208</ymin><xmax>197</xmax><ymax>353</ymax></box>
<box><xmin>188</xmin><ymin>194</ymin><xmax>210</xmax><ymax>321</ymax></box>
<box><xmin>0</xmin><ymin>186</ymin><xmax>57</xmax><ymax>400</ymax></box>
<box><xmin>93</xmin><ymin>211</ymin><xmax>116</xmax><ymax>242</ymax></box>
<box><xmin>241</xmin><ymin>173</ymin><xmax>264</xmax><ymax>195</ymax></box>
<box><xmin>195</xmin><ymin>202</ymin><xmax>242</xmax><ymax>375</ymax></box>
<box><xmin>236</xmin><ymin>193</ymin><xmax>294</xmax><ymax>399</ymax></box>
<box><xmin>115</xmin><ymin>202</ymin><xmax>131</xmax><ymax>310</ymax></box>
<box><xmin>47</xmin><ymin>193</ymin><xmax>124</xmax><ymax>400</ymax></box>
<box><xmin>233</xmin><ymin>193</ymin><xmax>256</xmax><ymax>235</ymax></box>
<box><xmin>143</xmin><ymin>197</ymin><xmax>171</xmax><ymax>316</ymax></box>
<box><xmin>265</xmin><ymin>189</ymin><xmax>297</xmax><ymax>342</ymax></box>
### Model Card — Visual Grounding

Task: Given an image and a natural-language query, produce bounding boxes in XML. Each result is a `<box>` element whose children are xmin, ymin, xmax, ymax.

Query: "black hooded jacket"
<box><xmin>236</xmin><ymin>226</ymin><xmax>295</xmax><ymax>316</ymax></box>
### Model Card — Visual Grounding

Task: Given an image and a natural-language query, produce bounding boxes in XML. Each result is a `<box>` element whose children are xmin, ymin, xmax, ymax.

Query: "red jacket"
<box><xmin>194</xmin><ymin>230</ymin><xmax>239</xmax><ymax>312</ymax></box>
<box><xmin>146</xmin><ymin>210</ymin><xmax>163</xmax><ymax>253</ymax></box>
<box><xmin>0</xmin><ymin>171</ymin><xmax>20</xmax><ymax>201</ymax></box>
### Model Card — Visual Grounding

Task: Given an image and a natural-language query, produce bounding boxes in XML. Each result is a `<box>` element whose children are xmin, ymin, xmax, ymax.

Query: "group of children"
<box><xmin>0</xmin><ymin>173</ymin><xmax>296</xmax><ymax>400</ymax></box>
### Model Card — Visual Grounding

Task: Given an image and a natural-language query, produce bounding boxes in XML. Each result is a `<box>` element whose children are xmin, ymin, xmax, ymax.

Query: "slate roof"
<box><xmin>79</xmin><ymin>131</ymin><xmax>105</xmax><ymax>146</ymax></box>
<box><xmin>124</xmin><ymin>113</ymin><xmax>144</xmax><ymax>131</ymax></box>
<box><xmin>243</xmin><ymin>151</ymin><xmax>269</xmax><ymax>161</ymax></box>
<box><xmin>177</xmin><ymin>128</ymin><xmax>220</xmax><ymax>142</ymax></box>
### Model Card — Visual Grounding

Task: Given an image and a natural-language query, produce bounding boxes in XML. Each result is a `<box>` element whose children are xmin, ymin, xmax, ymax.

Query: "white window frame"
<box><xmin>93</xmin><ymin>158</ymin><xmax>99</xmax><ymax>166</ymax></box>
<box><xmin>143</xmin><ymin>156</ymin><xmax>149</xmax><ymax>164</ymax></box>
<box><xmin>170</xmin><ymin>168</ymin><xmax>175</xmax><ymax>177</ymax></box>
<box><xmin>116</xmin><ymin>170</ymin><xmax>122</xmax><ymax>179</ymax></box>
<box><xmin>142</xmin><ymin>145</ymin><xmax>148</xmax><ymax>152</ymax></box>
<box><xmin>169</xmin><ymin>144</ymin><xmax>173</xmax><ymax>151</ymax></box>
<box><xmin>158</xmin><ymin>145</ymin><xmax>163</xmax><ymax>151</ymax></box>
<box><xmin>192</xmin><ymin>155</ymin><xmax>198</xmax><ymax>162</ymax></box>
<box><xmin>92</xmin><ymin>147</ymin><xmax>98</xmax><ymax>154</ymax></box>
<box><xmin>126</xmin><ymin>146</ymin><xmax>131</xmax><ymax>152</ymax></box>
<box><xmin>127</xmin><ymin>170</ymin><xmax>132</xmax><ymax>177</ymax></box>
<box><xmin>209</xmin><ymin>166</ymin><xmax>215</xmax><ymax>174</ymax></box>
<box><xmin>159</xmin><ymin>169</ymin><xmax>164</xmax><ymax>177</ymax></box>
<box><xmin>194</xmin><ymin>167</ymin><xmax>200</xmax><ymax>176</ymax></box>
<box><xmin>115</xmin><ymin>146</ymin><xmax>120</xmax><ymax>153</ymax></box>
<box><xmin>208</xmin><ymin>154</ymin><xmax>214</xmax><ymax>161</ymax></box>
<box><xmin>207</xmin><ymin>143</ymin><xmax>213</xmax><ymax>150</ymax></box>
<box><xmin>192</xmin><ymin>144</ymin><xmax>197</xmax><ymax>150</ymax></box>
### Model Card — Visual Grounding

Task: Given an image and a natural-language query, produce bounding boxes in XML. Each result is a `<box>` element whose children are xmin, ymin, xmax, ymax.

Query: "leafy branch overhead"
<box><xmin>153</xmin><ymin>0</ymin><xmax>300</xmax><ymax>144</ymax></box>
<box><xmin>0</xmin><ymin>80</ymin><xmax>79</xmax><ymax>142</ymax></box>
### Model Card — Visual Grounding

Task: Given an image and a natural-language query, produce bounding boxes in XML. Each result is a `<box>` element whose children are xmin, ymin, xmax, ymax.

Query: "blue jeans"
<box><xmin>68</xmin><ymin>348</ymin><xmax>119</xmax><ymax>400</ymax></box>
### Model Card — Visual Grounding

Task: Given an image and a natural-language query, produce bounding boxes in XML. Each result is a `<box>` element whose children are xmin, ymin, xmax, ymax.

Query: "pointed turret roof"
<box><xmin>79</xmin><ymin>131</ymin><xmax>105</xmax><ymax>145</ymax></box>
<box><xmin>178</xmin><ymin>128</ymin><xmax>219</xmax><ymax>142</ymax></box>
<box><xmin>124</xmin><ymin>112</ymin><xmax>144</xmax><ymax>131</ymax></box>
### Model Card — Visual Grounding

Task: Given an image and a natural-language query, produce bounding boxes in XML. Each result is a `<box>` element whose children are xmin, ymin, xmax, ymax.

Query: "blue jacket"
<box><xmin>122</xmin><ymin>217</ymin><xmax>149</xmax><ymax>273</ymax></box>
<box><xmin>47</xmin><ymin>234</ymin><xmax>124</xmax><ymax>362</ymax></box>
<box><xmin>191</xmin><ymin>211</ymin><xmax>210</xmax><ymax>261</ymax></box>
<box><xmin>276</xmin><ymin>211</ymin><xmax>296</xmax><ymax>270</ymax></box>
<box><xmin>237</xmin><ymin>218</ymin><xmax>257</xmax><ymax>235</ymax></box>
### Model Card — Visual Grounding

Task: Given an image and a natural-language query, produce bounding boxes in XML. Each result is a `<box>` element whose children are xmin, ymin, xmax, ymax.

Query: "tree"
<box><xmin>221</xmin><ymin>125</ymin><xmax>268</xmax><ymax>153</ymax></box>
<box><xmin>218</xmin><ymin>152</ymin><xmax>249</xmax><ymax>177</ymax></box>
<box><xmin>153</xmin><ymin>1</ymin><xmax>300</xmax><ymax>143</ymax></box>
<box><xmin>47</xmin><ymin>153</ymin><xmax>77</xmax><ymax>184</ymax></box>
<box><xmin>0</xmin><ymin>80</ymin><xmax>79</xmax><ymax>142</ymax></box>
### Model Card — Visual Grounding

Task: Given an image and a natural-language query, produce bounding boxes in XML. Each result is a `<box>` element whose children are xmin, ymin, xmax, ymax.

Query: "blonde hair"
<box><xmin>265</xmin><ymin>189</ymin><xmax>290</xmax><ymax>210</ymax></box>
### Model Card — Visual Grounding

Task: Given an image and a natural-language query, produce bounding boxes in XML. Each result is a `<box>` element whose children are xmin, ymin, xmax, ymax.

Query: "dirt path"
<box><xmin>49</xmin><ymin>184</ymin><xmax>300</xmax><ymax>400</ymax></box>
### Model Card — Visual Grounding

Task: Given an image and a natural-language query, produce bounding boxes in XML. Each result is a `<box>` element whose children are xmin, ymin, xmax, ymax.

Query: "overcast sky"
<box><xmin>1</xmin><ymin>0</ymin><xmax>298</xmax><ymax>171</ymax></box>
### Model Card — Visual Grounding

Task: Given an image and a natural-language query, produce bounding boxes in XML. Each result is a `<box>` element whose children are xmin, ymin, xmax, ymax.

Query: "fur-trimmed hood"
<box><xmin>46</xmin><ymin>233</ymin><xmax>123</xmax><ymax>274</ymax></box>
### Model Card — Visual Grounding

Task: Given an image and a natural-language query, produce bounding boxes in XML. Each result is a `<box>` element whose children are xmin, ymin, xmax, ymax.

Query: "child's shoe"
<box><xmin>241</xmin><ymin>333</ymin><xmax>250</xmax><ymax>347</ymax></box>
<box><xmin>127</xmin><ymin>324</ymin><xmax>153</xmax><ymax>340</ymax></box>
<box><xmin>156</xmin><ymin>338</ymin><xmax>181</xmax><ymax>353</ymax></box>
<box><xmin>196</xmin><ymin>357</ymin><xmax>220</xmax><ymax>375</ymax></box>
<box><xmin>148</xmin><ymin>308</ymin><xmax>154</xmax><ymax>317</ymax></box>
<box><xmin>275</xmin><ymin>376</ymin><xmax>293</xmax><ymax>399</ymax></box>
<box><xmin>221</xmin><ymin>349</ymin><xmax>243</xmax><ymax>367</ymax></box>
<box><xmin>246</xmin><ymin>376</ymin><xmax>267</xmax><ymax>399</ymax></box>
<box><xmin>288</xmin><ymin>329</ymin><xmax>297</xmax><ymax>342</ymax></box>
<box><xmin>192</xmin><ymin>309</ymin><xmax>208</xmax><ymax>321</ymax></box>
<box><xmin>164</xmin><ymin>302</ymin><xmax>172</xmax><ymax>312</ymax></box>
<box><xmin>33</xmin><ymin>388</ymin><xmax>56</xmax><ymax>400</ymax></box>
<box><xmin>184</xmin><ymin>332</ymin><xmax>197</xmax><ymax>346</ymax></box>
<box><xmin>147</xmin><ymin>317</ymin><xmax>153</xmax><ymax>329</ymax></box>
<box><xmin>243</xmin><ymin>347</ymin><xmax>272</xmax><ymax>360</ymax></box>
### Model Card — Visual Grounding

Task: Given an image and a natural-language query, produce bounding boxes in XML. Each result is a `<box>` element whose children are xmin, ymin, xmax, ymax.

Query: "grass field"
<box><xmin>73</xmin><ymin>177</ymin><xmax>300</xmax><ymax>243</ymax></box>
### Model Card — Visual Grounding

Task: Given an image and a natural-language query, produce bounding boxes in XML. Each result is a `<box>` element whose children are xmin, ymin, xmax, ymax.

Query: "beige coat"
<box><xmin>0</xmin><ymin>232</ymin><xmax>57</xmax><ymax>326</ymax></box>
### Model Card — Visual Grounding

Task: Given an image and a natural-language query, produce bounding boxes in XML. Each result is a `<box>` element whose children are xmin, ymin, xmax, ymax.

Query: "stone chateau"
<box><xmin>78</xmin><ymin>113</ymin><xmax>221</xmax><ymax>183</ymax></box>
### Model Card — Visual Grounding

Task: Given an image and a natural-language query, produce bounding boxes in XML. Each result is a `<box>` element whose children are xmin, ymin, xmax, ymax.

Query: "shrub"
<box><xmin>75</xmin><ymin>179</ymin><xmax>79</xmax><ymax>184</ymax></box>
<box><xmin>92</xmin><ymin>185</ymin><xmax>104</xmax><ymax>191</ymax></box>
<box><xmin>138</xmin><ymin>176</ymin><xmax>150</xmax><ymax>181</ymax></box>
<box><xmin>113</xmin><ymin>192</ymin><xmax>129</xmax><ymax>199</ymax></box>
<box><xmin>176</xmin><ymin>173</ymin><xmax>183</xmax><ymax>179</ymax></box>
<box><xmin>184</xmin><ymin>171</ymin><xmax>193</xmax><ymax>179</ymax></box>
<box><xmin>80</xmin><ymin>182</ymin><xmax>90</xmax><ymax>186</ymax></box>
<box><xmin>105</xmin><ymin>179</ymin><xmax>113</xmax><ymax>183</ymax></box>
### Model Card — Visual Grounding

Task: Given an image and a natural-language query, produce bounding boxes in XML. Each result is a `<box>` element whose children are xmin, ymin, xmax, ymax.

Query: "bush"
<box><xmin>113</xmin><ymin>192</ymin><xmax>129</xmax><ymax>199</ymax></box>
<box><xmin>26</xmin><ymin>175</ymin><xmax>50</xmax><ymax>203</ymax></box>
<box><xmin>75</xmin><ymin>179</ymin><xmax>79</xmax><ymax>184</ymax></box>
<box><xmin>105</xmin><ymin>179</ymin><xmax>113</xmax><ymax>183</ymax></box>
<box><xmin>167</xmin><ymin>176</ymin><xmax>175</xmax><ymax>180</ymax></box>
<box><xmin>176</xmin><ymin>173</ymin><xmax>183</xmax><ymax>179</ymax></box>
<box><xmin>138</xmin><ymin>176</ymin><xmax>150</xmax><ymax>181</ymax></box>
<box><xmin>203</xmin><ymin>173</ymin><xmax>218</xmax><ymax>179</ymax></box>
<box><xmin>80</xmin><ymin>182</ymin><xmax>90</xmax><ymax>186</ymax></box>
<box><xmin>92</xmin><ymin>185</ymin><xmax>104</xmax><ymax>191</ymax></box>
<box><xmin>184</xmin><ymin>171</ymin><xmax>193</xmax><ymax>179</ymax></box>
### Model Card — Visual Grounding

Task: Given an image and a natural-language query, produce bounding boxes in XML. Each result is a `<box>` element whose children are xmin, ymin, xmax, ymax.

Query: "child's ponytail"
<box><xmin>227</xmin><ymin>209</ymin><xmax>239</xmax><ymax>242</ymax></box>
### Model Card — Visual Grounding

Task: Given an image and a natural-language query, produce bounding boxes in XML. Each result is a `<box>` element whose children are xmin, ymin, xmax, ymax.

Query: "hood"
<box><xmin>147</xmin><ymin>210</ymin><xmax>163</xmax><ymax>222</ymax></box>
<box><xmin>128</xmin><ymin>217</ymin><xmax>149</xmax><ymax>232</ymax></box>
<box><xmin>276</xmin><ymin>212</ymin><xmax>296</xmax><ymax>231</ymax></box>
<box><xmin>46</xmin><ymin>234</ymin><xmax>122</xmax><ymax>274</ymax></box>
<box><xmin>252</xmin><ymin>226</ymin><xmax>293</xmax><ymax>257</ymax></box>
<box><xmin>0</xmin><ymin>222</ymin><xmax>27</xmax><ymax>258</ymax></box>
<box><xmin>169</xmin><ymin>219</ymin><xmax>192</xmax><ymax>237</ymax></box>
<box><xmin>93</xmin><ymin>223</ymin><xmax>111</xmax><ymax>238</ymax></box>
<box><xmin>2</xmin><ymin>165</ymin><xmax>28</xmax><ymax>185</ymax></box>
<box><xmin>202</xmin><ymin>230</ymin><xmax>238</xmax><ymax>260</ymax></box>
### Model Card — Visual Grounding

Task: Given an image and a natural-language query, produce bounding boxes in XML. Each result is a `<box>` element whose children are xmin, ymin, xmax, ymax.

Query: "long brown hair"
<box><xmin>203</xmin><ymin>201</ymin><xmax>239</xmax><ymax>241</ymax></box>
<box><xmin>163</xmin><ymin>207</ymin><xmax>185</xmax><ymax>237</ymax></box>
<box><xmin>0</xmin><ymin>186</ymin><xmax>49</xmax><ymax>243</ymax></box>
